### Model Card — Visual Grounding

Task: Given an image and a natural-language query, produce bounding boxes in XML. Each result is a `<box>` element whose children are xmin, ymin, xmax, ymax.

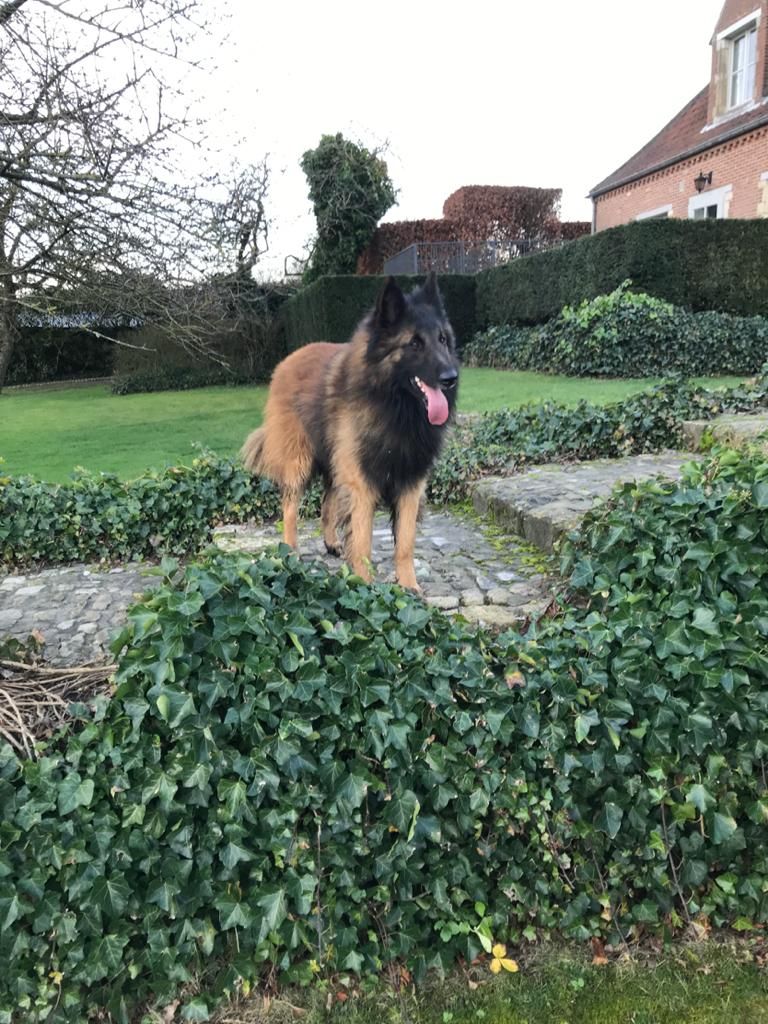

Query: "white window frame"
<box><xmin>636</xmin><ymin>204</ymin><xmax>673</xmax><ymax>221</ymax></box>
<box><xmin>688</xmin><ymin>183</ymin><xmax>733</xmax><ymax>220</ymax></box>
<box><xmin>714</xmin><ymin>10</ymin><xmax>761</xmax><ymax>114</ymax></box>
<box><xmin>728</xmin><ymin>24</ymin><xmax>758</xmax><ymax>108</ymax></box>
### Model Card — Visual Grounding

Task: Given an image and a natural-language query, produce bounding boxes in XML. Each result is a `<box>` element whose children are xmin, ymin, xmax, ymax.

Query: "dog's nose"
<box><xmin>439</xmin><ymin>368</ymin><xmax>458</xmax><ymax>389</ymax></box>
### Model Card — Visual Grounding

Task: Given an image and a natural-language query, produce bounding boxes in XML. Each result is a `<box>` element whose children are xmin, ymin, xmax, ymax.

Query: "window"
<box><xmin>692</xmin><ymin>204</ymin><xmax>718</xmax><ymax>220</ymax></box>
<box><xmin>636</xmin><ymin>204</ymin><xmax>672</xmax><ymax>221</ymax></box>
<box><xmin>728</xmin><ymin>24</ymin><xmax>758</xmax><ymax>108</ymax></box>
<box><xmin>688</xmin><ymin>184</ymin><xmax>732</xmax><ymax>220</ymax></box>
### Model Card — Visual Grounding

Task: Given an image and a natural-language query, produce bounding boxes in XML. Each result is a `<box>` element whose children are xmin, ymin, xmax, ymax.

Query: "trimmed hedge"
<box><xmin>7</xmin><ymin>328</ymin><xmax>114</xmax><ymax>385</ymax></box>
<box><xmin>111</xmin><ymin>365</ymin><xmax>258</xmax><ymax>395</ymax></box>
<box><xmin>476</xmin><ymin>219</ymin><xmax>768</xmax><ymax>326</ymax></box>
<box><xmin>112</xmin><ymin>320</ymin><xmax>286</xmax><ymax>395</ymax></box>
<box><xmin>4</xmin><ymin>444</ymin><xmax>768</xmax><ymax>1019</ymax></box>
<box><xmin>279</xmin><ymin>273</ymin><xmax>478</xmax><ymax>349</ymax></box>
<box><xmin>465</xmin><ymin>283</ymin><xmax>768</xmax><ymax>378</ymax></box>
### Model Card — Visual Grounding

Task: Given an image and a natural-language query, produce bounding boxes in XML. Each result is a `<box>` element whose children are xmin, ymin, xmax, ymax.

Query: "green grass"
<box><xmin>0</xmin><ymin>371</ymin><xmax>747</xmax><ymax>482</ymax></box>
<box><xmin>208</xmin><ymin>947</ymin><xmax>768</xmax><ymax>1024</ymax></box>
<box><xmin>459</xmin><ymin>369</ymin><xmax>748</xmax><ymax>413</ymax></box>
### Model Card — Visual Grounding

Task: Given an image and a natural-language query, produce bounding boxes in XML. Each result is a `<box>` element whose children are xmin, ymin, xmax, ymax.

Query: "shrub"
<box><xmin>462</xmin><ymin>324</ymin><xmax>539</xmax><ymax>369</ymax></box>
<box><xmin>111</xmin><ymin>365</ymin><xmax>257</xmax><ymax>395</ymax></box>
<box><xmin>476</xmin><ymin>219</ymin><xmax>768</xmax><ymax>326</ymax></box>
<box><xmin>0</xmin><ymin>453</ymin><xmax>312</xmax><ymax>569</ymax></box>
<box><xmin>427</xmin><ymin>375</ymin><xmax>768</xmax><ymax>504</ymax></box>
<box><xmin>467</xmin><ymin>283</ymin><xmax>768</xmax><ymax>378</ymax></box>
<box><xmin>7</xmin><ymin>328</ymin><xmax>114</xmax><ymax>385</ymax></box>
<box><xmin>301</xmin><ymin>134</ymin><xmax>396</xmax><ymax>283</ymax></box>
<box><xmin>280</xmin><ymin>273</ymin><xmax>478</xmax><ymax>350</ymax></box>
<box><xmin>3</xmin><ymin>446</ymin><xmax>768</xmax><ymax>1018</ymax></box>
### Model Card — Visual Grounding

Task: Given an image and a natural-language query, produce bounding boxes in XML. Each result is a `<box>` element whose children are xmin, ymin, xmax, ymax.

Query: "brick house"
<box><xmin>590</xmin><ymin>0</ymin><xmax>768</xmax><ymax>230</ymax></box>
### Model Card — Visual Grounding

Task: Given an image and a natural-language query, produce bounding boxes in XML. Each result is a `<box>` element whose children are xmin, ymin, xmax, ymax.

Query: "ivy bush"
<box><xmin>0</xmin><ymin>453</ymin><xmax>299</xmax><ymax>569</ymax></box>
<box><xmin>427</xmin><ymin>375</ymin><xmax>768</xmax><ymax>504</ymax></box>
<box><xmin>3</xmin><ymin>375</ymin><xmax>768</xmax><ymax>569</ymax></box>
<box><xmin>3</xmin><ymin>444</ymin><xmax>768</xmax><ymax>1019</ymax></box>
<box><xmin>466</xmin><ymin>282</ymin><xmax>768</xmax><ymax>378</ymax></box>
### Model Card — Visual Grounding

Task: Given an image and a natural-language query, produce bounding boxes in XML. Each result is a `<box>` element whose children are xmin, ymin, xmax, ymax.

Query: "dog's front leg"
<box><xmin>393</xmin><ymin>484</ymin><xmax>425</xmax><ymax>592</ymax></box>
<box><xmin>341</xmin><ymin>482</ymin><xmax>377</xmax><ymax>582</ymax></box>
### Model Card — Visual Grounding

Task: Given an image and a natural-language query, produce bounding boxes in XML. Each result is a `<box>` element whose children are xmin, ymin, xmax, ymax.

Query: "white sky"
<box><xmin>196</xmin><ymin>0</ymin><xmax>725</xmax><ymax>277</ymax></box>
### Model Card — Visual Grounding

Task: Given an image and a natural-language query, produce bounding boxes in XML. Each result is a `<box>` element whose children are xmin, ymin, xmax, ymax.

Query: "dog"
<box><xmin>240</xmin><ymin>272</ymin><xmax>459</xmax><ymax>591</ymax></box>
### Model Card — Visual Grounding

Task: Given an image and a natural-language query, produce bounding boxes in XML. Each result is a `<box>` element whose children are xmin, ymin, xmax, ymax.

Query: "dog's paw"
<box><xmin>324</xmin><ymin>541</ymin><xmax>342</xmax><ymax>556</ymax></box>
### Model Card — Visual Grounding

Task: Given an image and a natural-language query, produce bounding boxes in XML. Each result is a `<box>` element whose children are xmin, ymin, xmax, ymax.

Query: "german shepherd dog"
<box><xmin>240</xmin><ymin>273</ymin><xmax>459</xmax><ymax>591</ymax></box>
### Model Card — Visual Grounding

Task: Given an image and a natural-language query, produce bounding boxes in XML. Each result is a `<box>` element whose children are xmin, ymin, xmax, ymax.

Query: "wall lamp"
<box><xmin>694</xmin><ymin>170</ymin><xmax>713</xmax><ymax>193</ymax></box>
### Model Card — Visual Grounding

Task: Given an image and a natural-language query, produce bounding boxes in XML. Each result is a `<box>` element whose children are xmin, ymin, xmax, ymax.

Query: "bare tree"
<box><xmin>0</xmin><ymin>0</ymin><xmax>267</xmax><ymax>389</ymax></box>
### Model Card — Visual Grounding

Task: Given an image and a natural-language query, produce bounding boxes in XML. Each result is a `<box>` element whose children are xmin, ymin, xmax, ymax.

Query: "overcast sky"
<box><xmin>199</xmin><ymin>0</ymin><xmax>725</xmax><ymax>277</ymax></box>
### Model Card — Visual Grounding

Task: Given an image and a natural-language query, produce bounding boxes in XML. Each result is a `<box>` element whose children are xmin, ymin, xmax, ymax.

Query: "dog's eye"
<box><xmin>438</xmin><ymin>332</ymin><xmax>448</xmax><ymax>346</ymax></box>
<box><xmin>410</xmin><ymin>334</ymin><xmax>424</xmax><ymax>349</ymax></box>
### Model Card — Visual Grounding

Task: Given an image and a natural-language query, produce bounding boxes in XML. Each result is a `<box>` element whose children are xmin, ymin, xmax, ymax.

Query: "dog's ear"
<box><xmin>375</xmin><ymin>276</ymin><xmax>406</xmax><ymax>330</ymax></box>
<box><xmin>419</xmin><ymin>270</ymin><xmax>445</xmax><ymax>313</ymax></box>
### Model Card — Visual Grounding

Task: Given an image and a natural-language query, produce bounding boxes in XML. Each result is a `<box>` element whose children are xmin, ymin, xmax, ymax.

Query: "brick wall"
<box><xmin>594</xmin><ymin>125</ymin><xmax>768</xmax><ymax>230</ymax></box>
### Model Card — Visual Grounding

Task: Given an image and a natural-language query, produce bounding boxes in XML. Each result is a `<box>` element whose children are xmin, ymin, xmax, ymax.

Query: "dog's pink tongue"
<box><xmin>423</xmin><ymin>383</ymin><xmax>449</xmax><ymax>426</ymax></box>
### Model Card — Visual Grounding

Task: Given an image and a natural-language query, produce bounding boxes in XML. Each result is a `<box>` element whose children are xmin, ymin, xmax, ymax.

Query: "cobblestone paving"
<box><xmin>0</xmin><ymin>565</ymin><xmax>159</xmax><ymax>665</ymax></box>
<box><xmin>472</xmin><ymin>453</ymin><xmax>696</xmax><ymax>553</ymax></box>
<box><xmin>0</xmin><ymin>511</ymin><xmax>555</xmax><ymax>665</ymax></box>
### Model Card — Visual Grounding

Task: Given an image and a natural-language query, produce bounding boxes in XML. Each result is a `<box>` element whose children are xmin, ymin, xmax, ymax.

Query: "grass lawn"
<box><xmin>214</xmin><ymin>946</ymin><xmax>768</xmax><ymax>1024</ymax></box>
<box><xmin>0</xmin><ymin>370</ymin><xmax>747</xmax><ymax>482</ymax></box>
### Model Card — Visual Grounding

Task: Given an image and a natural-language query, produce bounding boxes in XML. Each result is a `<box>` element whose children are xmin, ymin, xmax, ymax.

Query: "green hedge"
<box><xmin>280</xmin><ymin>273</ymin><xmax>478</xmax><ymax>349</ymax></box>
<box><xmin>4</xmin><ymin>444</ymin><xmax>768</xmax><ymax>1019</ymax></box>
<box><xmin>465</xmin><ymin>283</ymin><xmax>768</xmax><ymax>378</ymax></box>
<box><xmin>7</xmin><ymin>329</ymin><xmax>114</xmax><ymax>385</ymax></box>
<box><xmin>112</xmin><ymin>321</ymin><xmax>286</xmax><ymax>395</ymax></box>
<box><xmin>111</xmin><ymin>365</ymin><xmax>258</xmax><ymax>395</ymax></box>
<box><xmin>476</xmin><ymin>220</ymin><xmax>768</xmax><ymax>326</ymax></box>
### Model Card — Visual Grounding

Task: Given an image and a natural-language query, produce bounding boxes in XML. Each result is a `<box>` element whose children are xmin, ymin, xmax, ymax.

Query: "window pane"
<box><xmin>706</xmin><ymin>205</ymin><xmax>718</xmax><ymax>219</ymax></box>
<box><xmin>693</xmin><ymin>208</ymin><xmax>706</xmax><ymax>219</ymax></box>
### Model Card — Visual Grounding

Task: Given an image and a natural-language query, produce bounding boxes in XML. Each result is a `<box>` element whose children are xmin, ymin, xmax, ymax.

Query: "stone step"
<box><xmin>682</xmin><ymin>413</ymin><xmax>768</xmax><ymax>451</ymax></box>
<box><xmin>471</xmin><ymin>453</ymin><xmax>694</xmax><ymax>554</ymax></box>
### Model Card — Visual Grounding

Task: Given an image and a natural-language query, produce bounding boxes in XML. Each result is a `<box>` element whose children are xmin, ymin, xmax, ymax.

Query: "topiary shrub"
<box><xmin>4</xmin><ymin>445</ymin><xmax>768</xmax><ymax>1018</ymax></box>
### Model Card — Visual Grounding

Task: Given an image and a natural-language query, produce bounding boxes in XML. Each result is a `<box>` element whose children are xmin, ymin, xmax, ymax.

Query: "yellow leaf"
<box><xmin>491</xmin><ymin>943</ymin><xmax>507</xmax><ymax>958</ymax></box>
<box><xmin>49</xmin><ymin>970</ymin><xmax>63</xmax><ymax>986</ymax></box>
<box><xmin>489</xmin><ymin>959</ymin><xmax>502</xmax><ymax>974</ymax></box>
<box><xmin>500</xmin><ymin>959</ymin><xmax>519</xmax><ymax>973</ymax></box>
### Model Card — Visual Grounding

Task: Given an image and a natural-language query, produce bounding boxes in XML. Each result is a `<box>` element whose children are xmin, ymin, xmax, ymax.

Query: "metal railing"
<box><xmin>383</xmin><ymin>238</ymin><xmax>554</xmax><ymax>276</ymax></box>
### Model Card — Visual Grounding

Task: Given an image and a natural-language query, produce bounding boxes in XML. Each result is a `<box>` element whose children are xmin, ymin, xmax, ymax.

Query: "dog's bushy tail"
<box><xmin>240</xmin><ymin>427</ymin><xmax>267</xmax><ymax>475</ymax></box>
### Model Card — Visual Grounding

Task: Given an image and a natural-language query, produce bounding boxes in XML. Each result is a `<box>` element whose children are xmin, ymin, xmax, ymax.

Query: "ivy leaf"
<box><xmin>57</xmin><ymin>774</ymin><xmax>94</xmax><ymax>815</ymax></box>
<box><xmin>686</xmin><ymin>783</ymin><xmax>715</xmax><ymax>814</ymax></box>
<box><xmin>257</xmin><ymin>888</ymin><xmax>287</xmax><ymax>934</ymax></box>
<box><xmin>91</xmin><ymin>876</ymin><xmax>131</xmax><ymax>918</ymax></box>
<box><xmin>711</xmin><ymin>812</ymin><xmax>738</xmax><ymax>845</ymax></box>
<box><xmin>596</xmin><ymin>802</ymin><xmax>623</xmax><ymax>839</ymax></box>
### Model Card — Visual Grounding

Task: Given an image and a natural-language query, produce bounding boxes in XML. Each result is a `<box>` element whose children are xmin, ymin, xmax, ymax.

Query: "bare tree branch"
<box><xmin>0</xmin><ymin>0</ymin><xmax>273</xmax><ymax>389</ymax></box>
